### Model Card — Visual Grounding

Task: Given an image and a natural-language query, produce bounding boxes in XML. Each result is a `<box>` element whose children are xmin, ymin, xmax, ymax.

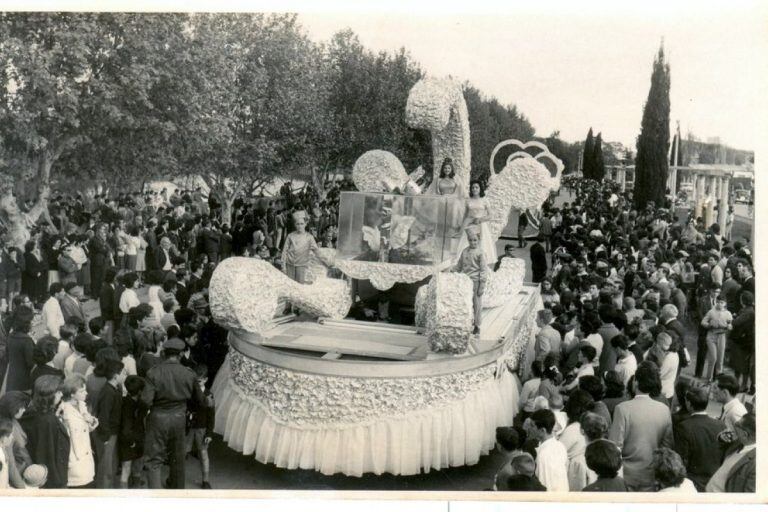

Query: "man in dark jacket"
<box><xmin>674</xmin><ymin>386</ymin><xmax>726</xmax><ymax>491</ymax></box>
<box><xmin>530</xmin><ymin>236</ymin><xmax>547</xmax><ymax>284</ymax></box>
<box><xmin>99</xmin><ymin>267</ymin><xmax>119</xmax><ymax>343</ymax></box>
<box><xmin>200</xmin><ymin>220</ymin><xmax>221</xmax><ymax>264</ymax></box>
<box><xmin>141</xmin><ymin>337</ymin><xmax>205</xmax><ymax>489</ymax></box>
<box><xmin>88</xmin><ymin>223</ymin><xmax>112</xmax><ymax>300</ymax></box>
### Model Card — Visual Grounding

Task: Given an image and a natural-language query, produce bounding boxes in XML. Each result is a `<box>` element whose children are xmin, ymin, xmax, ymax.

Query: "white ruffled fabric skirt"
<box><xmin>212</xmin><ymin>357</ymin><xmax>520</xmax><ymax>477</ymax></box>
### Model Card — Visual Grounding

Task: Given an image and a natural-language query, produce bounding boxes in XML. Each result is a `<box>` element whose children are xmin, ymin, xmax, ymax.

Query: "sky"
<box><xmin>293</xmin><ymin>2</ymin><xmax>767</xmax><ymax>150</ymax></box>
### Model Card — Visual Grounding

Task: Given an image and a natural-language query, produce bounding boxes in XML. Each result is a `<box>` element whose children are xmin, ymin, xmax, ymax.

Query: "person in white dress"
<box><xmin>58</xmin><ymin>375</ymin><xmax>98</xmax><ymax>488</ymax></box>
<box><xmin>426</xmin><ymin>157</ymin><xmax>466</xmax><ymax>255</ymax></box>
<box><xmin>454</xmin><ymin>180</ymin><xmax>497</xmax><ymax>265</ymax></box>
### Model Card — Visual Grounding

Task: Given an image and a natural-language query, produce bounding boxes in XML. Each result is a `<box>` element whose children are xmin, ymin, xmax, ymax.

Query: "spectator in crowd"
<box><xmin>58</xmin><ymin>375</ymin><xmax>97</xmax><ymax>488</ymax></box>
<box><xmin>712</xmin><ymin>374</ymin><xmax>747</xmax><ymax>434</ymax></box>
<box><xmin>140</xmin><ymin>337</ymin><xmax>205</xmax><ymax>489</ymax></box>
<box><xmin>673</xmin><ymin>386</ymin><xmax>725</xmax><ymax>491</ymax></box>
<box><xmin>652</xmin><ymin>447</ymin><xmax>697</xmax><ymax>493</ymax></box>
<box><xmin>41</xmin><ymin>283</ymin><xmax>66</xmax><ymax>339</ymax></box>
<box><xmin>525</xmin><ymin>408</ymin><xmax>569</xmax><ymax>492</ymax></box>
<box><xmin>0</xmin><ymin>391</ymin><xmax>32</xmax><ymax>488</ymax></box>
<box><xmin>30</xmin><ymin>336</ymin><xmax>65</xmax><ymax>384</ymax></box>
<box><xmin>18</xmin><ymin>375</ymin><xmax>69</xmax><ymax>488</ymax></box>
<box><xmin>92</xmin><ymin>359</ymin><xmax>124</xmax><ymax>488</ymax></box>
<box><xmin>582</xmin><ymin>439</ymin><xmax>627</xmax><ymax>492</ymax></box>
<box><xmin>6</xmin><ymin>306</ymin><xmax>37</xmax><ymax>392</ymax></box>
<box><xmin>609</xmin><ymin>362</ymin><xmax>673</xmax><ymax>491</ymax></box>
<box><xmin>558</xmin><ymin>389</ymin><xmax>594</xmax><ymax>490</ymax></box>
<box><xmin>706</xmin><ymin>412</ymin><xmax>756</xmax><ymax>492</ymax></box>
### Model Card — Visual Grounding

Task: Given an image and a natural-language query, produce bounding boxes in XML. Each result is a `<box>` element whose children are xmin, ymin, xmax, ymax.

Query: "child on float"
<box><xmin>452</xmin><ymin>225</ymin><xmax>488</xmax><ymax>335</ymax></box>
<box><xmin>281</xmin><ymin>210</ymin><xmax>319</xmax><ymax>285</ymax></box>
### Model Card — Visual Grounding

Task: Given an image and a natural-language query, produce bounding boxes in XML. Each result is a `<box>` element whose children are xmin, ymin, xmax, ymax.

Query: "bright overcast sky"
<box><xmin>8</xmin><ymin>0</ymin><xmax>768</xmax><ymax>151</ymax></box>
<box><xmin>293</xmin><ymin>1</ymin><xmax>766</xmax><ymax>150</ymax></box>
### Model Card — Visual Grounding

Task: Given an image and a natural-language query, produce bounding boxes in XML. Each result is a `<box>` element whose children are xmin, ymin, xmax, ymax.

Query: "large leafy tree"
<box><xmin>0</xmin><ymin>13</ymin><xmax>188</xmax><ymax>246</ymax></box>
<box><xmin>178</xmin><ymin>13</ymin><xmax>333</xmax><ymax>222</ymax></box>
<box><xmin>321</xmin><ymin>30</ymin><xmax>430</xmax><ymax>188</ymax></box>
<box><xmin>465</xmin><ymin>84</ymin><xmax>535</xmax><ymax>181</ymax></box>
<box><xmin>634</xmin><ymin>43</ymin><xmax>671</xmax><ymax>208</ymax></box>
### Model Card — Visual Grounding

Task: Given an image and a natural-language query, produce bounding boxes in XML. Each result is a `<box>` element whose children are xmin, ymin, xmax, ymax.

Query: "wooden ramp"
<box><xmin>262</xmin><ymin>321</ymin><xmax>427</xmax><ymax>361</ymax></box>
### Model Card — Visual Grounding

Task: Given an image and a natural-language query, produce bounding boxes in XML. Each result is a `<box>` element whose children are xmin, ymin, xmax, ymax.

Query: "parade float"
<box><xmin>209</xmin><ymin>77</ymin><xmax>562</xmax><ymax>477</ymax></box>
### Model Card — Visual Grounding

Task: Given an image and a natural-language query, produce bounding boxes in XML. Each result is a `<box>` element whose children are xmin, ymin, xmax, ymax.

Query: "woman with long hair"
<box><xmin>427</xmin><ymin>158</ymin><xmax>466</xmax><ymax>243</ymax></box>
<box><xmin>18</xmin><ymin>375</ymin><xmax>70</xmax><ymax>488</ymax></box>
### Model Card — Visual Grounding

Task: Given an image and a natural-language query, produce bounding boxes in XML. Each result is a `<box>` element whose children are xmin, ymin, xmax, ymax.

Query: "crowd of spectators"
<box><xmin>0</xmin><ymin>177</ymin><xmax>347</xmax><ymax>489</ymax></box>
<box><xmin>0</xmin><ymin>174</ymin><xmax>757</xmax><ymax>493</ymax></box>
<box><xmin>491</xmin><ymin>177</ymin><xmax>756</xmax><ymax>493</ymax></box>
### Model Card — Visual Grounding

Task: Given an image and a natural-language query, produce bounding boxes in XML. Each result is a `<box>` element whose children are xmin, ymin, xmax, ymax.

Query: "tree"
<box><xmin>178</xmin><ymin>14</ymin><xmax>332</xmax><ymax>223</ymax></box>
<box><xmin>465</xmin><ymin>84</ymin><xmax>535</xmax><ymax>181</ymax></box>
<box><xmin>321</xmin><ymin>30</ymin><xmax>429</xmax><ymax>189</ymax></box>
<box><xmin>582</xmin><ymin>128</ymin><xmax>595</xmax><ymax>179</ymax></box>
<box><xmin>0</xmin><ymin>13</ymin><xmax>189</xmax><ymax>247</ymax></box>
<box><xmin>634</xmin><ymin>43</ymin><xmax>671</xmax><ymax>208</ymax></box>
<box><xmin>593</xmin><ymin>132</ymin><xmax>605</xmax><ymax>180</ymax></box>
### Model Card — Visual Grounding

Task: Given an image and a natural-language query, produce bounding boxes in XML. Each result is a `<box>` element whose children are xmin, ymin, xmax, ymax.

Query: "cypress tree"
<box><xmin>634</xmin><ymin>43</ymin><xmax>671</xmax><ymax>208</ymax></box>
<box><xmin>583</xmin><ymin>127</ymin><xmax>595</xmax><ymax>179</ymax></box>
<box><xmin>593</xmin><ymin>132</ymin><xmax>605</xmax><ymax>181</ymax></box>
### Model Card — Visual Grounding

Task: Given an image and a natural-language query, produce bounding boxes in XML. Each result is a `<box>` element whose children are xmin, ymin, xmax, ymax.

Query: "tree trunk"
<box><xmin>0</xmin><ymin>150</ymin><xmax>54</xmax><ymax>249</ymax></box>
<box><xmin>312</xmin><ymin>166</ymin><xmax>330</xmax><ymax>202</ymax></box>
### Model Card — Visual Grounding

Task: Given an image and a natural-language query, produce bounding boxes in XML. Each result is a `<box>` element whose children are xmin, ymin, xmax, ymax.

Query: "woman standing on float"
<box><xmin>426</xmin><ymin>158</ymin><xmax>465</xmax><ymax>244</ymax></box>
<box><xmin>454</xmin><ymin>180</ymin><xmax>497</xmax><ymax>265</ymax></box>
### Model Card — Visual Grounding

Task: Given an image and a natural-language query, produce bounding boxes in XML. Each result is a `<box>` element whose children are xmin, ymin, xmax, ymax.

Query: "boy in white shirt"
<box><xmin>611</xmin><ymin>334</ymin><xmax>637</xmax><ymax>387</ymax></box>
<box><xmin>525</xmin><ymin>409</ymin><xmax>569</xmax><ymax>492</ymax></box>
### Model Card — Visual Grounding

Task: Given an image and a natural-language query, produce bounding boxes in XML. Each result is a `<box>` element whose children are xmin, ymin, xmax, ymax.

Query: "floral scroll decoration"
<box><xmin>228</xmin><ymin>350</ymin><xmax>495</xmax><ymax>427</ymax></box>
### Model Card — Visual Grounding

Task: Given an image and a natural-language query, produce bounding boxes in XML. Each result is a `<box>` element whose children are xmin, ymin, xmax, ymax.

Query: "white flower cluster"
<box><xmin>486</xmin><ymin>156</ymin><xmax>559</xmax><ymax>242</ymax></box>
<box><xmin>352</xmin><ymin>150</ymin><xmax>410</xmax><ymax>193</ymax></box>
<box><xmin>483</xmin><ymin>258</ymin><xmax>526</xmax><ymax>308</ymax></box>
<box><xmin>209</xmin><ymin>257</ymin><xmax>352</xmax><ymax>335</ymax></box>
<box><xmin>421</xmin><ymin>272</ymin><xmax>474</xmax><ymax>354</ymax></box>
<box><xmin>334</xmin><ymin>260</ymin><xmax>439</xmax><ymax>291</ymax></box>
<box><xmin>228</xmin><ymin>350</ymin><xmax>497</xmax><ymax>427</ymax></box>
<box><xmin>405</xmin><ymin>78</ymin><xmax>471</xmax><ymax>195</ymax></box>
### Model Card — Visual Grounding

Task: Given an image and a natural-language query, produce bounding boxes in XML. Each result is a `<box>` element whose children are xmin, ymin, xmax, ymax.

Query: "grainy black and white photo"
<box><xmin>0</xmin><ymin>2</ymin><xmax>762</xmax><ymax>501</ymax></box>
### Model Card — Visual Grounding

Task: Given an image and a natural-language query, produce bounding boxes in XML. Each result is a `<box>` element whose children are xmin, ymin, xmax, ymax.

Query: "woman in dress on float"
<box><xmin>454</xmin><ymin>180</ymin><xmax>497</xmax><ymax>265</ymax></box>
<box><xmin>426</xmin><ymin>158</ymin><xmax>465</xmax><ymax>243</ymax></box>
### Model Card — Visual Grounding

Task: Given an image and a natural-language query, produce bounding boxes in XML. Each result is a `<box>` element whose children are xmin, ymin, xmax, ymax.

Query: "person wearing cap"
<box><xmin>140</xmin><ymin>336</ymin><xmax>205</xmax><ymax>489</ymax></box>
<box><xmin>700</xmin><ymin>292</ymin><xmax>733</xmax><ymax>383</ymax></box>
<box><xmin>729</xmin><ymin>291</ymin><xmax>755</xmax><ymax>393</ymax></box>
<box><xmin>281</xmin><ymin>210</ymin><xmax>319</xmax><ymax>285</ymax></box>
<box><xmin>453</xmin><ymin>225</ymin><xmax>488</xmax><ymax>335</ymax></box>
